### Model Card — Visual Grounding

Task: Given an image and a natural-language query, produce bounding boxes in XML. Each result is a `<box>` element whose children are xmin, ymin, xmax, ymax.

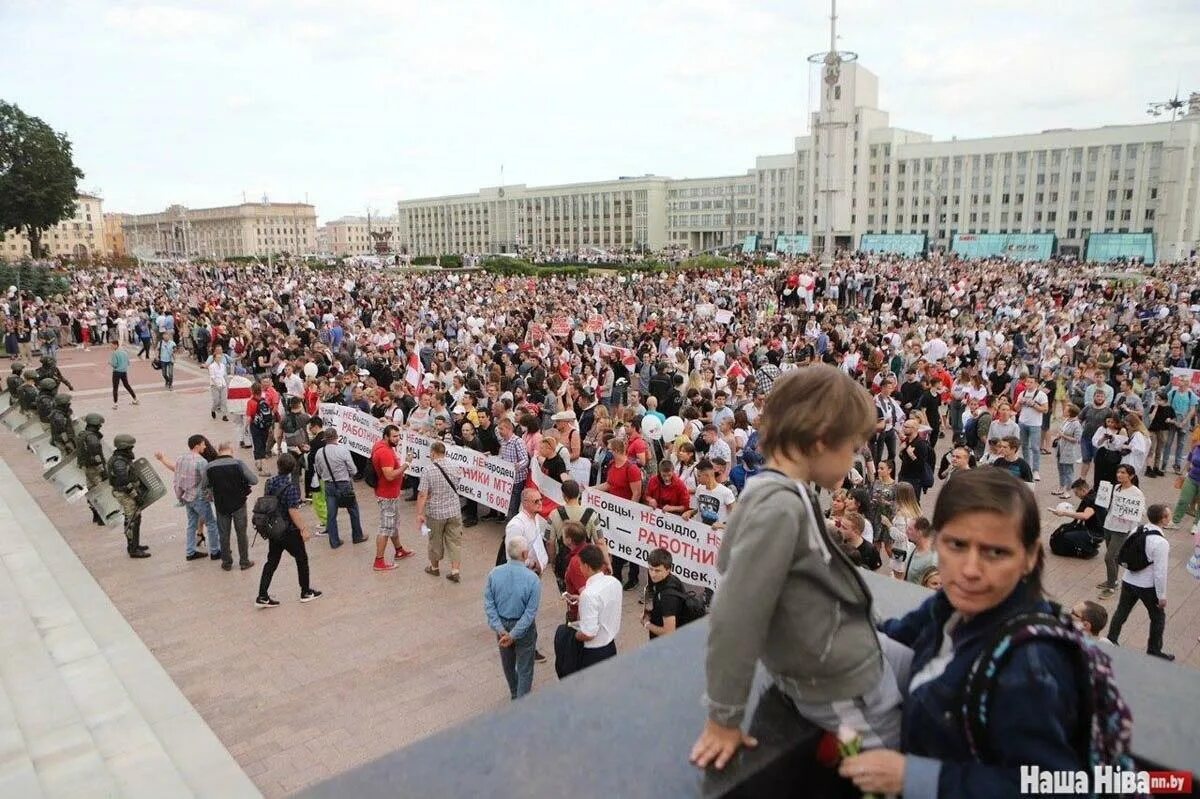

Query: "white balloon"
<box><xmin>661</xmin><ymin>416</ymin><xmax>685</xmax><ymax>441</ymax></box>
<box><xmin>641</xmin><ymin>415</ymin><xmax>663</xmax><ymax>441</ymax></box>
<box><xmin>303</xmin><ymin>362</ymin><xmax>318</xmax><ymax>378</ymax></box>
<box><xmin>1056</xmin><ymin>502</ymin><xmax>1074</xmax><ymax>514</ymax></box>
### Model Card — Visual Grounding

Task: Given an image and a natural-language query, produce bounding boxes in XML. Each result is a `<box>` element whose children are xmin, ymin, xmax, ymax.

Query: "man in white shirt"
<box><xmin>685</xmin><ymin>459</ymin><xmax>736</xmax><ymax>530</ymax></box>
<box><xmin>504</xmin><ymin>489</ymin><xmax>548</xmax><ymax>573</ymax></box>
<box><xmin>575</xmin><ymin>544</ymin><xmax>622</xmax><ymax>670</ymax></box>
<box><xmin>1106</xmin><ymin>504</ymin><xmax>1173</xmax><ymax>661</ymax></box>
<box><xmin>1014</xmin><ymin>370</ymin><xmax>1050</xmax><ymax>482</ymax></box>
<box><xmin>206</xmin><ymin>345</ymin><xmax>231</xmax><ymax>422</ymax></box>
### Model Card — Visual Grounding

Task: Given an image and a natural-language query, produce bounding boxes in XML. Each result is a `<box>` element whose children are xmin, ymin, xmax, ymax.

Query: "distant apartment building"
<box><xmin>122</xmin><ymin>202</ymin><xmax>317</xmax><ymax>260</ymax></box>
<box><xmin>395</xmin><ymin>65</ymin><xmax>1200</xmax><ymax>261</ymax></box>
<box><xmin>1</xmin><ymin>193</ymin><xmax>106</xmax><ymax>260</ymax></box>
<box><xmin>317</xmin><ymin>215</ymin><xmax>402</xmax><ymax>256</ymax></box>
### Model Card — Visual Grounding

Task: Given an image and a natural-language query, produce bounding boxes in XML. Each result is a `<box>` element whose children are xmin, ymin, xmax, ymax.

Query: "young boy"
<box><xmin>990</xmin><ymin>435</ymin><xmax>1034</xmax><ymax>483</ymax></box>
<box><xmin>838</xmin><ymin>511</ymin><xmax>882</xmax><ymax>572</ymax></box>
<box><xmin>691</xmin><ymin>365</ymin><xmax>905</xmax><ymax>771</ymax></box>
<box><xmin>684</xmin><ymin>458</ymin><xmax>737</xmax><ymax>530</ymax></box>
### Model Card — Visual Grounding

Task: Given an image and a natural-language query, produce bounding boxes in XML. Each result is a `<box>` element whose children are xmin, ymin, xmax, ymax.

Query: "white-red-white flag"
<box><xmin>405</xmin><ymin>352</ymin><xmax>422</xmax><ymax>390</ymax></box>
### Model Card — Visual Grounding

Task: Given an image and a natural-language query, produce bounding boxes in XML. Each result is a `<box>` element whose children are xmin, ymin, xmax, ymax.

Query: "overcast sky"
<box><xmin>2</xmin><ymin>0</ymin><xmax>1196</xmax><ymax>221</ymax></box>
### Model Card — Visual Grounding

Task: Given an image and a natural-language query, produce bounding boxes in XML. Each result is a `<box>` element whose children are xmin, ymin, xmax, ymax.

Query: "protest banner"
<box><xmin>528</xmin><ymin>322</ymin><xmax>547</xmax><ymax>342</ymax></box>
<box><xmin>1094</xmin><ymin>480</ymin><xmax>1113</xmax><ymax>508</ymax></box>
<box><xmin>1170</xmin><ymin>367</ymin><xmax>1200</xmax><ymax>394</ymax></box>
<box><xmin>318</xmin><ymin>403</ymin><xmax>383</xmax><ymax>458</ymax></box>
<box><xmin>550</xmin><ymin>316</ymin><xmax>572</xmax><ymax>337</ymax></box>
<box><xmin>401</xmin><ymin>429</ymin><xmax>516</xmax><ymax>513</ymax></box>
<box><xmin>586</xmin><ymin>314</ymin><xmax>605</xmax><ymax>334</ymax></box>
<box><xmin>1109</xmin><ymin>489</ymin><xmax>1145</xmax><ymax>525</ymax></box>
<box><xmin>714</xmin><ymin>309</ymin><xmax>733</xmax><ymax>326</ymax></box>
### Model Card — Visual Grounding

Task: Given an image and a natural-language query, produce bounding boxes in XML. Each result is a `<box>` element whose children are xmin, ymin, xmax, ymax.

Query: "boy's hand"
<box><xmin>690</xmin><ymin>719</ymin><xmax>758</xmax><ymax>770</ymax></box>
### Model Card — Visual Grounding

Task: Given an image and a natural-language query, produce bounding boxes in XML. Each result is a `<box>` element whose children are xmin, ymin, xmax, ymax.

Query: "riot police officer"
<box><xmin>108</xmin><ymin>434</ymin><xmax>150</xmax><ymax>559</ymax></box>
<box><xmin>36</xmin><ymin>377</ymin><xmax>58</xmax><ymax>426</ymax></box>
<box><xmin>37</xmin><ymin>355</ymin><xmax>74</xmax><ymax>391</ymax></box>
<box><xmin>16</xmin><ymin>369</ymin><xmax>39</xmax><ymax>413</ymax></box>
<box><xmin>77</xmin><ymin>413</ymin><xmax>108</xmax><ymax>526</ymax></box>
<box><xmin>50</xmin><ymin>394</ymin><xmax>76</xmax><ymax>456</ymax></box>
<box><xmin>4</xmin><ymin>362</ymin><xmax>22</xmax><ymax>396</ymax></box>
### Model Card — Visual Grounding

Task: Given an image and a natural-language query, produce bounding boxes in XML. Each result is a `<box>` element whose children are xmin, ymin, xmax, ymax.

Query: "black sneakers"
<box><xmin>300</xmin><ymin>589</ymin><xmax>323</xmax><ymax>603</ymax></box>
<box><xmin>128</xmin><ymin>549</ymin><xmax>151</xmax><ymax>559</ymax></box>
<box><xmin>255</xmin><ymin>596</ymin><xmax>280</xmax><ymax>608</ymax></box>
<box><xmin>186</xmin><ymin>552</ymin><xmax>206</xmax><ymax>561</ymax></box>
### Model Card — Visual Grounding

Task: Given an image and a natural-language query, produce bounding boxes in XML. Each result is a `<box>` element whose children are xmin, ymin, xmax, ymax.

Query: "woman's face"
<box><xmin>935</xmin><ymin>510</ymin><xmax>1037</xmax><ymax>617</ymax></box>
<box><xmin>1116</xmin><ymin>467</ymin><xmax>1133</xmax><ymax>487</ymax></box>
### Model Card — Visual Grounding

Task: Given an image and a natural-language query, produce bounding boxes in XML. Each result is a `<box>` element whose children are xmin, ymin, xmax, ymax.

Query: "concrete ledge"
<box><xmin>298</xmin><ymin>573</ymin><xmax>1200</xmax><ymax>799</ymax></box>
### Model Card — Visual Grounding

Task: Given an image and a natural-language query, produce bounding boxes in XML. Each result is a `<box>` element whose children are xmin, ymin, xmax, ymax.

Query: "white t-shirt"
<box><xmin>1017</xmin><ymin>389</ymin><xmax>1049</xmax><ymax>426</ymax></box>
<box><xmin>692</xmin><ymin>483</ymin><xmax>736</xmax><ymax>526</ymax></box>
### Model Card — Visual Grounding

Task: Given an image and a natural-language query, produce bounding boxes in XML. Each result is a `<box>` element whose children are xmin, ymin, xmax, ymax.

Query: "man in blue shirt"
<box><xmin>109</xmin><ymin>339</ymin><xmax>139</xmax><ymax>409</ymax></box>
<box><xmin>483</xmin><ymin>538</ymin><xmax>542</xmax><ymax>700</ymax></box>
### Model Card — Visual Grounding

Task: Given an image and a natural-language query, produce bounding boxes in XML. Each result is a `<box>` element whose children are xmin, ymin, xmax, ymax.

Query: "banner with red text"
<box><xmin>318</xmin><ymin>403</ymin><xmax>385</xmax><ymax>458</ymax></box>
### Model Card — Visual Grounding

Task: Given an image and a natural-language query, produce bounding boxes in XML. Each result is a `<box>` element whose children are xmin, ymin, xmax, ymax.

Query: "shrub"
<box><xmin>438</xmin><ymin>254</ymin><xmax>463</xmax><ymax>269</ymax></box>
<box><xmin>411</xmin><ymin>255</ymin><xmax>437</xmax><ymax>266</ymax></box>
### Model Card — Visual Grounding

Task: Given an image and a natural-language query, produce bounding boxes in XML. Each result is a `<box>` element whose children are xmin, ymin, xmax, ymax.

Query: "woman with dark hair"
<box><xmin>841</xmin><ymin>468</ymin><xmax>1121</xmax><ymax>797</ymax></box>
<box><xmin>1097</xmin><ymin>464</ymin><xmax>1145</xmax><ymax>600</ymax></box>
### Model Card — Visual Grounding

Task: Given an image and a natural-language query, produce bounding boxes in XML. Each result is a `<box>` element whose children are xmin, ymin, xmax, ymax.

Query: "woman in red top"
<box><xmin>595</xmin><ymin>437</ymin><xmax>643</xmax><ymax>590</ymax></box>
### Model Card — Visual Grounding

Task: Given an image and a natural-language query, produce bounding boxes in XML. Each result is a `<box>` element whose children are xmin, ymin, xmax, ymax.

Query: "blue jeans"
<box><xmin>498</xmin><ymin>619</ymin><xmax>537</xmax><ymax>700</ymax></box>
<box><xmin>1019</xmin><ymin>423</ymin><xmax>1041</xmax><ymax>471</ymax></box>
<box><xmin>1057</xmin><ymin>461</ymin><xmax>1077</xmax><ymax>490</ymax></box>
<box><xmin>1164</xmin><ymin>428</ymin><xmax>1186</xmax><ymax>470</ymax></box>
<box><xmin>324</xmin><ymin>481</ymin><xmax>364</xmax><ymax>546</ymax></box>
<box><xmin>185</xmin><ymin>497</ymin><xmax>218</xmax><ymax>556</ymax></box>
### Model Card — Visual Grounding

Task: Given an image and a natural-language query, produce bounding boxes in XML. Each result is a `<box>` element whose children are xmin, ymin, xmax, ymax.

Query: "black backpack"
<box><xmin>362</xmin><ymin>457</ymin><xmax>379</xmax><ymax>489</ymax></box>
<box><xmin>1116</xmin><ymin>525</ymin><xmax>1161</xmax><ymax>572</ymax></box>
<box><xmin>251</xmin><ymin>398</ymin><xmax>275</xmax><ymax>430</ymax></box>
<box><xmin>251</xmin><ymin>486</ymin><xmax>289</xmax><ymax>541</ymax></box>
<box><xmin>1049</xmin><ymin>522</ymin><xmax>1101</xmax><ymax>559</ymax></box>
<box><xmin>659</xmin><ymin>585</ymin><xmax>709</xmax><ymax>626</ymax></box>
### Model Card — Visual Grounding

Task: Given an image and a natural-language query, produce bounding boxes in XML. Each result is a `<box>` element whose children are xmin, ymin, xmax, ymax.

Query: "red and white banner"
<box><xmin>400</xmin><ymin>429</ymin><xmax>516</xmax><ymax>514</ymax></box>
<box><xmin>405</xmin><ymin>352</ymin><xmax>422</xmax><ymax>390</ymax></box>
<box><xmin>550</xmin><ymin>316</ymin><xmax>572</xmax><ymax>337</ymax></box>
<box><xmin>586</xmin><ymin>314</ymin><xmax>606</xmax><ymax>334</ymax></box>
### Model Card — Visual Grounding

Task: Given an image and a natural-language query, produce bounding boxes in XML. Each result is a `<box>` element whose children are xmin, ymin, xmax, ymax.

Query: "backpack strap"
<box><xmin>961</xmin><ymin>603</ymin><xmax>1127</xmax><ymax>769</ymax></box>
<box><xmin>556</xmin><ymin>506</ymin><xmax>570</xmax><ymax>522</ymax></box>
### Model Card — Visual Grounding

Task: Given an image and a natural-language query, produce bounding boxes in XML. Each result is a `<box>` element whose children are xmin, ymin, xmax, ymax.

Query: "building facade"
<box><xmin>397</xmin><ymin>176</ymin><xmax>669</xmax><ymax>255</ymax></box>
<box><xmin>103</xmin><ymin>213</ymin><xmax>129</xmax><ymax>258</ymax></box>
<box><xmin>122</xmin><ymin>202</ymin><xmax>317</xmax><ymax>260</ymax></box>
<box><xmin>1</xmin><ymin>193</ymin><xmax>106</xmax><ymax>260</ymax></box>
<box><xmin>395</xmin><ymin>64</ymin><xmax>1200</xmax><ymax>261</ymax></box>
<box><xmin>317</xmin><ymin>215</ymin><xmax>402</xmax><ymax>256</ymax></box>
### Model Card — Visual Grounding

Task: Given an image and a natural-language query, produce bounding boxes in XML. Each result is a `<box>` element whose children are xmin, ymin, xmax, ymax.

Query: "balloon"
<box><xmin>661</xmin><ymin>416</ymin><xmax>685</xmax><ymax>441</ymax></box>
<box><xmin>1056</xmin><ymin>502</ymin><xmax>1074</xmax><ymax>514</ymax></box>
<box><xmin>641</xmin><ymin>415</ymin><xmax>663</xmax><ymax>441</ymax></box>
<box><xmin>303</xmin><ymin>362</ymin><xmax>318</xmax><ymax>378</ymax></box>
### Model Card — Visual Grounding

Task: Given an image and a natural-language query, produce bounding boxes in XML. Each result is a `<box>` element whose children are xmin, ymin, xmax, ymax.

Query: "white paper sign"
<box><xmin>1109</xmin><ymin>490</ymin><xmax>1145</xmax><ymax>525</ymax></box>
<box><xmin>1094</xmin><ymin>480</ymin><xmax>1114</xmax><ymax>508</ymax></box>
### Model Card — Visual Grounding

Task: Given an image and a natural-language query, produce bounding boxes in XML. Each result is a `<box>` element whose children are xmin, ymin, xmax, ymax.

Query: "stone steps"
<box><xmin>0</xmin><ymin>458</ymin><xmax>260</xmax><ymax>798</ymax></box>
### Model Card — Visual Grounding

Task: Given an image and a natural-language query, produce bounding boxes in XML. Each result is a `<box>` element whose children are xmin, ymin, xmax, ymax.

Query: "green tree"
<box><xmin>0</xmin><ymin>101</ymin><xmax>85</xmax><ymax>258</ymax></box>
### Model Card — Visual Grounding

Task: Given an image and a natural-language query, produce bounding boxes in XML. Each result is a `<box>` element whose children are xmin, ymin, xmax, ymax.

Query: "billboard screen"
<box><xmin>951</xmin><ymin>233</ymin><xmax>1056</xmax><ymax>261</ymax></box>
<box><xmin>774</xmin><ymin>234</ymin><xmax>811</xmax><ymax>254</ymax></box>
<box><xmin>741</xmin><ymin>234</ymin><xmax>759</xmax><ymax>253</ymax></box>
<box><xmin>859</xmin><ymin>233</ymin><xmax>926</xmax><ymax>257</ymax></box>
<box><xmin>1085</xmin><ymin>233</ymin><xmax>1155</xmax><ymax>265</ymax></box>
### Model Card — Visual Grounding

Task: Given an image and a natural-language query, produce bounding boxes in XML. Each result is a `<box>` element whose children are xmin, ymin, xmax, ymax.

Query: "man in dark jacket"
<box><xmin>206</xmin><ymin>441</ymin><xmax>258</xmax><ymax>571</ymax></box>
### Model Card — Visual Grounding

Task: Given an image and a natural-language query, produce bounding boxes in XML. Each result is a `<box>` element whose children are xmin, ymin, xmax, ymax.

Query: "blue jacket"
<box><xmin>880</xmin><ymin>588</ymin><xmax>1085</xmax><ymax>799</ymax></box>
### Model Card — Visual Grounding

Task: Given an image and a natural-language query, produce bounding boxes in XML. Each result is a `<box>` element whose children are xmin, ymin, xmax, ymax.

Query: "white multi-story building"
<box><xmin>396</xmin><ymin>63</ymin><xmax>1200</xmax><ymax>261</ymax></box>
<box><xmin>397</xmin><ymin>176</ymin><xmax>668</xmax><ymax>255</ymax></box>
<box><xmin>122</xmin><ymin>202</ymin><xmax>317</xmax><ymax>260</ymax></box>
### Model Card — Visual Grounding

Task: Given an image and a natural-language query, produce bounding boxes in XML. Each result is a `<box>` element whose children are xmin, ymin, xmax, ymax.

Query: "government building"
<box><xmin>395</xmin><ymin>62</ymin><xmax>1200</xmax><ymax>263</ymax></box>
<box><xmin>122</xmin><ymin>202</ymin><xmax>318</xmax><ymax>261</ymax></box>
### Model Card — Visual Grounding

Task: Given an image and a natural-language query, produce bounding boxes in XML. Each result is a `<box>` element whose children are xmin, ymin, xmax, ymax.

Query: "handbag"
<box><xmin>151</xmin><ymin>358</ymin><xmax>162</xmax><ymax>370</ymax></box>
<box><xmin>321</xmin><ymin>449</ymin><xmax>356</xmax><ymax>501</ymax></box>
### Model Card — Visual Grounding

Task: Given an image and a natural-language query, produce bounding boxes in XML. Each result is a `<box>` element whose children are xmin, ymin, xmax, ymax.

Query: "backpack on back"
<box><xmin>963</xmin><ymin>603</ymin><xmax>1138</xmax><ymax>781</ymax></box>
<box><xmin>252</xmin><ymin>398</ymin><xmax>275</xmax><ymax>430</ymax></box>
<box><xmin>251</xmin><ymin>486</ymin><xmax>289</xmax><ymax>541</ymax></box>
<box><xmin>659</xmin><ymin>585</ymin><xmax>709</xmax><ymax>627</ymax></box>
<box><xmin>362</xmin><ymin>457</ymin><xmax>379</xmax><ymax>489</ymax></box>
<box><xmin>1116</xmin><ymin>525</ymin><xmax>1161</xmax><ymax>572</ymax></box>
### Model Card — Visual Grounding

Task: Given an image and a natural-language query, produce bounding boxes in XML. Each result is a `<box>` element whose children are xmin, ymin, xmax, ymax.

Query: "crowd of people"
<box><xmin>4</xmin><ymin>246</ymin><xmax>1199</xmax><ymax>795</ymax></box>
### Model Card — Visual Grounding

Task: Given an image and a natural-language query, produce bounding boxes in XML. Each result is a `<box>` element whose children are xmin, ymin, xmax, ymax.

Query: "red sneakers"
<box><xmin>394</xmin><ymin>547</ymin><xmax>415</xmax><ymax>561</ymax></box>
<box><xmin>373</xmin><ymin>557</ymin><xmax>398</xmax><ymax>572</ymax></box>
